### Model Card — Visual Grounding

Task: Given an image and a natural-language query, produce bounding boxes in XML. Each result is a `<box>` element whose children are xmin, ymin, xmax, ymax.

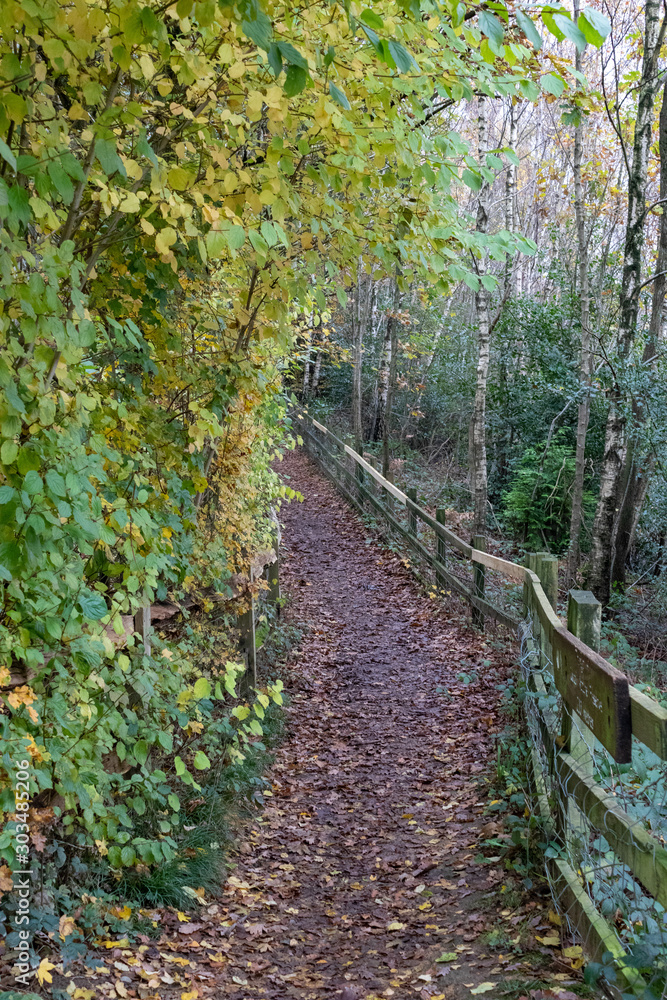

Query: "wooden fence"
<box><xmin>297</xmin><ymin>411</ymin><xmax>667</xmax><ymax>997</ymax></box>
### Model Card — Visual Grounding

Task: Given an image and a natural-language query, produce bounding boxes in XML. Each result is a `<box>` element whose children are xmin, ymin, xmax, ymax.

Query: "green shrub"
<box><xmin>501</xmin><ymin>432</ymin><xmax>596</xmax><ymax>553</ymax></box>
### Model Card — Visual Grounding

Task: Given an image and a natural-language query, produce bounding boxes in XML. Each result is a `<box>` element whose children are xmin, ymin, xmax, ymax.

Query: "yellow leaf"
<box><xmin>182</xmin><ymin>991</ymin><xmax>199</xmax><ymax>999</ymax></box>
<box><xmin>548</xmin><ymin>908</ymin><xmax>562</xmax><ymax>926</ymax></box>
<box><xmin>59</xmin><ymin>914</ymin><xmax>77</xmax><ymax>938</ymax></box>
<box><xmin>169</xmin><ymin>167</ymin><xmax>192</xmax><ymax>191</ymax></box>
<box><xmin>387</xmin><ymin>921</ymin><xmax>405</xmax><ymax>931</ymax></box>
<box><xmin>73</xmin><ymin>989</ymin><xmax>96</xmax><ymax>1000</ymax></box>
<box><xmin>37</xmin><ymin>958</ymin><xmax>55</xmax><ymax>985</ymax></box>
<box><xmin>536</xmin><ymin>934</ymin><xmax>560</xmax><ymax>947</ymax></box>
<box><xmin>562</xmin><ymin>945</ymin><xmax>582</xmax><ymax>958</ymax></box>
<box><xmin>156</xmin><ymin>227</ymin><xmax>177</xmax><ymax>255</ymax></box>
<box><xmin>470</xmin><ymin>984</ymin><xmax>495</xmax><ymax>995</ymax></box>
<box><xmin>228</xmin><ymin>61</ymin><xmax>245</xmax><ymax>79</ymax></box>
<box><xmin>177</xmin><ymin>910</ymin><xmax>189</xmax><ymax>921</ymax></box>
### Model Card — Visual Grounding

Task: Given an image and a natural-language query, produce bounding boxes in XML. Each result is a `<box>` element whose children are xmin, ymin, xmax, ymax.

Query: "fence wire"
<box><xmin>519</xmin><ymin>618</ymin><xmax>667</xmax><ymax>997</ymax></box>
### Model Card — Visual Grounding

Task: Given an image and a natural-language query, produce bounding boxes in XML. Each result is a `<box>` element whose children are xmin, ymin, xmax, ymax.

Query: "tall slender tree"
<box><xmin>472</xmin><ymin>97</ymin><xmax>491</xmax><ymax>538</ymax></box>
<box><xmin>566</xmin><ymin>0</ymin><xmax>593</xmax><ymax>585</ymax></box>
<box><xmin>588</xmin><ymin>0</ymin><xmax>667</xmax><ymax>602</ymax></box>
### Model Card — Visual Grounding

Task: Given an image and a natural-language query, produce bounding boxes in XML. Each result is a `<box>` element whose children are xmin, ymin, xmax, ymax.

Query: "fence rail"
<box><xmin>297</xmin><ymin>411</ymin><xmax>667</xmax><ymax>998</ymax></box>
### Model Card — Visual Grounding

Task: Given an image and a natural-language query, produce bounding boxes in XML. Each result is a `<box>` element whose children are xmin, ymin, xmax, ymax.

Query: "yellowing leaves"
<box><xmin>37</xmin><ymin>957</ymin><xmax>56</xmax><ymax>985</ymax></box>
<box><xmin>156</xmin><ymin>227</ymin><xmax>178</xmax><ymax>255</ymax></box>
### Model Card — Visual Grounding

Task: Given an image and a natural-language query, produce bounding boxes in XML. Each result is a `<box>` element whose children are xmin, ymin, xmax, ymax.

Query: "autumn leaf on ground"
<box><xmin>37</xmin><ymin>957</ymin><xmax>55</xmax><ymax>985</ymax></box>
<box><xmin>470</xmin><ymin>984</ymin><xmax>495</xmax><ymax>994</ymax></box>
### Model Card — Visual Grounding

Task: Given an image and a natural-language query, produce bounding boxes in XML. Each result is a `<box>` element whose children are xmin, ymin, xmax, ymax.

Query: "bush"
<box><xmin>501</xmin><ymin>432</ymin><xmax>596</xmax><ymax>553</ymax></box>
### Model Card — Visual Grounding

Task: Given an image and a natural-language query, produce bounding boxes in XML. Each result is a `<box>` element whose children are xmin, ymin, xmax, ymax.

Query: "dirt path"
<box><xmin>214</xmin><ymin>450</ymin><xmax>538</xmax><ymax>999</ymax></box>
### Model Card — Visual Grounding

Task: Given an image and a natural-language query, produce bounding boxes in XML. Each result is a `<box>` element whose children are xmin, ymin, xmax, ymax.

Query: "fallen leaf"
<box><xmin>470</xmin><ymin>984</ymin><xmax>495</xmax><ymax>995</ymax></box>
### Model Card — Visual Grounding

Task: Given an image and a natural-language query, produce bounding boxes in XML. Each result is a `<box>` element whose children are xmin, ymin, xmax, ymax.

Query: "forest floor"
<box><xmin>45</xmin><ymin>449</ymin><xmax>588</xmax><ymax>1000</ymax></box>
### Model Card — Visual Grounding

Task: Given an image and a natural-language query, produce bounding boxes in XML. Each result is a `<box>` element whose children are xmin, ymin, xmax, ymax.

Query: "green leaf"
<box><xmin>462</xmin><ymin>169</ymin><xmax>482</xmax><ymax>190</ymax></box>
<box><xmin>193</xmin><ymin>750</ymin><xmax>210</xmax><ymax>770</ymax></box>
<box><xmin>578</xmin><ymin>11</ymin><xmax>604</xmax><ymax>47</ymax></box>
<box><xmin>388</xmin><ymin>40</ymin><xmax>415</xmax><ymax>73</ymax></box>
<box><xmin>540</xmin><ymin>73</ymin><xmax>565</xmax><ymax>97</ymax></box>
<box><xmin>0</xmin><ymin>485</ymin><xmax>15</xmax><ymax>503</ymax></box>
<box><xmin>284</xmin><ymin>64</ymin><xmax>307</xmax><ymax>96</ymax></box>
<box><xmin>0</xmin><ymin>440</ymin><xmax>17</xmax><ymax>465</ymax></box>
<box><xmin>78</xmin><ymin>590</ymin><xmax>108</xmax><ymax>620</ymax></box>
<box><xmin>227</xmin><ymin>225</ymin><xmax>246</xmax><ymax>250</ymax></box>
<box><xmin>206</xmin><ymin>230</ymin><xmax>226</xmax><ymax>258</ymax></box>
<box><xmin>134</xmin><ymin>739</ymin><xmax>149</xmax><ymax>765</ymax></box>
<box><xmin>0</xmin><ymin>138</ymin><xmax>16</xmax><ymax>172</ymax></box>
<box><xmin>553</xmin><ymin>13</ymin><xmax>587</xmax><ymax>52</ymax></box>
<box><xmin>168</xmin><ymin>793</ymin><xmax>180</xmax><ymax>811</ymax></box>
<box><xmin>194</xmin><ymin>677</ymin><xmax>211</xmax><ymax>699</ymax></box>
<box><xmin>518</xmin><ymin>78</ymin><xmax>540</xmax><ymax>102</ymax></box>
<box><xmin>360</xmin><ymin>8</ymin><xmax>384</xmax><ymax>31</ymax></box>
<box><xmin>581</xmin><ymin>6</ymin><xmax>610</xmax><ymax>42</ymax></box>
<box><xmin>175</xmin><ymin>756</ymin><xmax>186</xmax><ymax>775</ymax></box>
<box><xmin>261</xmin><ymin>220</ymin><xmax>279</xmax><ymax>246</ymax></box>
<box><xmin>479</xmin><ymin>11</ymin><xmax>504</xmax><ymax>50</ymax></box>
<box><xmin>329</xmin><ymin>82</ymin><xmax>350</xmax><ymax>110</ymax></box>
<box><xmin>120</xmin><ymin>845</ymin><xmax>136</xmax><ymax>866</ymax></box>
<box><xmin>96</xmin><ymin>138</ymin><xmax>125</xmax><ymax>177</ymax></box>
<box><xmin>276</xmin><ymin>41</ymin><xmax>307</xmax><ymax>69</ymax></box>
<box><xmin>45</xmin><ymin>469</ymin><xmax>67</xmax><ymax>497</ymax></box>
<box><xmin>241</xmin><ymin>9</ymin><xmax>272</xmax><ymax>49</ymax></box>
<box><xmin>515</xmin><ymin>10</ymin><xmax>542</xmax><ymax>49</ymax></box>
<box><xmin>23</xmin><ymin>470</ymin><xmax>43</xmax><ymax>495</ymax></box>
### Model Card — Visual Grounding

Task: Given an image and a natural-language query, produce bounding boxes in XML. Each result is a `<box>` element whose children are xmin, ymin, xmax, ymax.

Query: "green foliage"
<box><xmin>501</xmin><ymin>432</ymin><xmax>596</xmax><ymax>553</ymax></box>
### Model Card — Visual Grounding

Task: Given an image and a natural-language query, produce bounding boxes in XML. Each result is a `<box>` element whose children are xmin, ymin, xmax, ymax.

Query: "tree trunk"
<box><xmin>310</xmin><ymin>349</ymin><xmax>322</xmax><ymax>397</ymax></box>
<box><xmin>302</xmin><ymin>344</ymin><xmax>311</xmax><ymax>399</ymax></box>
<box><xmin>566</xmin><ymin>3</ymin><xmax>592</xmax><ymax>587</ymax></box>
<box><xmin>351</xmin><ymin>260</ymin><xmax>371</xmax><ymax>452</ymax></box>
<box><xmin>472</xmin><ymin>97</ymin><xmax>490</xmax><ymax>538</ymax></box>
<box><xmin>611</xmin><ymin>75</ymin><xmax>667</xmax><ymax>587</ymax></box>
<box><xmin>382</xmin><ymin>280</ymin><xmax>401</xmax><ymax>478</ymax></box>
<box><xmin>587</xmin><ymin>0</ymin><xmax>665</xmax><ymax>604</ymax></box>
<box><xmin>373</xmin><ymin>289</ymin><xmax>395</xmax><ymax>442</ymax></box>
<box><xmin>504</xmin><ymin>101</ymin><xmax>517</xmax><ymax>299</ymax></box>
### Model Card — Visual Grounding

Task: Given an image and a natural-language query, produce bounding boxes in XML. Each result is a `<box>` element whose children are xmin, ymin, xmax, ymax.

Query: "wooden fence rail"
<box><xmin>297</xmin><ymin>411</ymin><xmax>667</xmax><ymax>996</ymax></box>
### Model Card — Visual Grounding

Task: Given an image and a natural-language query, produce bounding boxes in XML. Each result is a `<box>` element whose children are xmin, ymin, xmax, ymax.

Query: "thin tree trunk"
<box><xmin>472</xmin><ymin>97</ymin><xmax>490</xmax><ymax>538</ymax></box>
<box><xmin>504</xmin><ymin>101</ymin><xmax>517</xmax><ymax>299</ymax></box>
<box><xmin>382</xmin><ymin>279</ymin><xmax>401</xmax><ymax>478</ymax></box>
<box><xmin>587</xmin><ymin>0</ymin><xmax>665</xmax><ymax>603</ymax></box>
<box><xmin>351</xmin><ymin>260</ymin><xmax>370</xmax><ymax>452</ymax></box>
<box><xmin>566</xmin><ymin>4</ymin><xmax>592</xmax><ymax>586</ymax></box>
<box><xmin>372</xmin><ymin>288</ymin><xmax>395</xmax><ymax>442</ymax></box>
<box><xmin>612</xmin><ymin>75</ymin><xmax>667</xmax><ymax>586</ymax></box>
<box><xmin>310</xmin><ymin>350</ymin><xmax>322</xmax><ymax>397</ymax></box>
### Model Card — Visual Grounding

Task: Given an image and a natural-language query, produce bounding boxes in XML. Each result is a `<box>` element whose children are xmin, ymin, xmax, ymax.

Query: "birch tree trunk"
<box><xmin>472</xmin><ymin>98</ymin><xmax>490</xmax><ymax>538</ymax></box>
<box><xmin>373</xmin><ymin>297</ymin><xmax>393</xmax><ymax>442</ymax></box>
<box><xmin>587</xmin><ymin>0</ymin><xmax>665</xmax><ymax>603</ymax></box>
<box><xmin>566</xmin><ymin>6</ymin><xmax>592</xmax><ymax>586</ymax></box>
<box><xmin>382</xmin><ymin>280</ymin><xmax>401</xmax><ymax>478</ymax></box>
<box><xmin>310</xmin><ymin>350</ymin><xmax>322</xmax><ymax>397</ymax></box>
<box><xmin>612</xmin><ymin>75</ymin><xmax>667</xmax><ymax>586</ymax></box>
<box><xmin>504</xmin><ymin>101</ymin><xmax>517</xmax><ymax>299</ymax></box>
<box><xmin>351</xmin><ymin>260</ymin><xmax>371</xmax><ymax>452</ymax></box>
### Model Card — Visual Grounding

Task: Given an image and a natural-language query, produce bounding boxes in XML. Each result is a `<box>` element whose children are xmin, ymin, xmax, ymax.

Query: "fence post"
<box><xmin>472</xmin><ymin>534</ymin><xmax>486</xmax><ymax>629</ymax></box>
<box><xmin>535</xmin><ymin>553</ymin><xmax>558</xmax><ymax>668</ymax></box>
<box><xmin>535</xmin><ymin>553</ymin><xmax>559</xmax><ymax>611</ymax></box>
<box><xmin>265</xmin><ymin>555</ymin><xmax>281</xmax><ymax>614</ymax></box>
<box><xmin>406</xmin><ymin>487</ymin><xmax>417</xmax><ymax>536</ymax></box>
<box><xmin>238</xmin><ymin>589</ymin><xmax>257</xmax><ymax>697</ymax></box>
<box><xmin>436</xmin><ymin>508</ymin><xmax>447</xmax><ymax>589</ymax></box>
<box><xmin>355</xmin><ymin>458</ymin><xmax>364</xmax><ymax>506</ymax></box>
<box><xmin>134</xmin><ymin>603</ymin><xmax>151</xmax><ymax>656</ymax></box>
<box><xmin>563</xmin><ymin>589</ymin><xmax>602</xmax><ymax>849</ymax></box>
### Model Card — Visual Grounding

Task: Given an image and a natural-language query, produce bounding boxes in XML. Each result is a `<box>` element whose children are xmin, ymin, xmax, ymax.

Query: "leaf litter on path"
<box><xmin>38</xmin><ymin>448</ymin><xmax>581</xmax><ymax>1000</ymax></box>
